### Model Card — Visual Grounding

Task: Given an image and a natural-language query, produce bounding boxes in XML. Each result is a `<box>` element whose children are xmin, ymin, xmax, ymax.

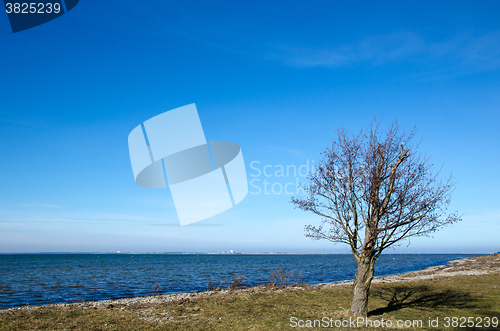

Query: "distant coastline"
<box><xmin>0</xmin><ymin>252</ymin><xmax>489</xmax><ymax>255</ymax></box>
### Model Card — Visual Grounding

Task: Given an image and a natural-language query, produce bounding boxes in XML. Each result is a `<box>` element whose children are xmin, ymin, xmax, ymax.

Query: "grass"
<box><xmin>1</xmin><ymin>261</ymin><xmax>499</xmax><ymax>330</ymax></box>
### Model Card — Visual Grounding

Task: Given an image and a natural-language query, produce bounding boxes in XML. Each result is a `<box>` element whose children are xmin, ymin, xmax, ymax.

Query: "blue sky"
<box><xmin>0</xmin><ymin>1</ymin><xmax>499</xmax><ymax>253</ymax></box>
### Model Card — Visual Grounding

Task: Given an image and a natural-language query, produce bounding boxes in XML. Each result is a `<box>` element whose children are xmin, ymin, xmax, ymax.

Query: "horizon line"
<box><xmin>0</xmin><ymin>252</ymin><xmax>492</xmax><ymax>255</ymax></box>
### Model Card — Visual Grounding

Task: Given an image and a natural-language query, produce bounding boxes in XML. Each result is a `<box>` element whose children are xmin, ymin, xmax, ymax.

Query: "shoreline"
<box><xmin>2</xmin><ymin>254</ymin><xmax>498</xmax><ymax>313</ymax></box>
<box><xmin>323</xmin><ymin>253</ymin><xmax>500</xmax><ymax>288</ymax></box>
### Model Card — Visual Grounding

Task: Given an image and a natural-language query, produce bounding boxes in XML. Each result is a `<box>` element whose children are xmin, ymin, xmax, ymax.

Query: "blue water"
<box><xmin>0</xmin><ymin>253</ymin><xmax>482</xmax><ymax>309</ymax></box>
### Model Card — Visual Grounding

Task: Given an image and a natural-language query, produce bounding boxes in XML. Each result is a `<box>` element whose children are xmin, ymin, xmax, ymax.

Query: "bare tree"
<box><xmin>291</xmin><ymin>119</ymin><xmax>461</xmax><ymax>317</ymax></box>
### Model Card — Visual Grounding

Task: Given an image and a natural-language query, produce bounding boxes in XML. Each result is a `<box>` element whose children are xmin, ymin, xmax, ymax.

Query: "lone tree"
<box><xmin>291</xmin><ymin>119</ymin><xmax>461</xmax><ymax>317</ymax></box>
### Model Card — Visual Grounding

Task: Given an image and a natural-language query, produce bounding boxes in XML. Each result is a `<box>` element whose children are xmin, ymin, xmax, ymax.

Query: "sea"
<box><xmin>0</xmin><ymin>253</ymin><xmax>483</xmax><ymax>309</ymax></box>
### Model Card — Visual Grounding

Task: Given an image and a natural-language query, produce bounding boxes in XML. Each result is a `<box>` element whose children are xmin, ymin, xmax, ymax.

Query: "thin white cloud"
<box><xmin>266</xmin><ymin>145</ymin><xmax>310</xmax><ymax>158</ymax></box>
<box><xmin>265</xmin><ymin>32</ymin><xmax>423</xmax><ymax>67</ymax></box>
<box><xmin>0</xmin><ymin>118</ymin><xmax>52</xmax><ymax>130</ymax></box>
<box><xmin>462</xmin><ymin>210</ymin><xmax>500</xmax><ymax>226</ymax></box>
<box><xmin>15</xmin><ymin>202</ymin><xmax>63</xmax><ymax>209</ymax></box>
<box><xmin>0</xmin><ymin>210</ymin><xmax>169</xmax><ymax>224</ymax></box>
<box><xmin>456</xmin><ymin>31</ymin><xmax>500</xmax><ymax>70</ymax></box>
<box><xmin>266</xmin><ymin>31</ymin><xmax>500</xmax><ymax>72</ymax></box>
<box><xmin>149</xmin><ymin>223</ymin><xmax>224</xmax><ymax>227</ymax></box>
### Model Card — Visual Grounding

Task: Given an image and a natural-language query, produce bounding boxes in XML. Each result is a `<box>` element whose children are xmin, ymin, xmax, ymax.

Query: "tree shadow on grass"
<box><xmin>368</xmin><ymin>285</ymin><xmax>488</xmax><ymax>317</ymax></box>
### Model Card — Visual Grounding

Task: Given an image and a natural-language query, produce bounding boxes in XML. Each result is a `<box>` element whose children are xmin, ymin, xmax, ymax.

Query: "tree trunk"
<box><xmin>350</xmin><ymin>258</ymin><xmax>374</xmax><ymax>317</ymax></box>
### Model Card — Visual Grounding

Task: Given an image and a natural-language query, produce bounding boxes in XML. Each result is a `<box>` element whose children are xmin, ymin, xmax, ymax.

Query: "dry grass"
<box><xmin>151</xmin><ymin>282</ymin><xmax>163</xmax><ymax>296</ymax></box>
<box><xmin>206</xmin><ymin>275</ymin><xmax>247</xmax><ymax>291</ymax></box>
<box><xmin>266</xmin><ymin>269</ymin><xmax>302</xmax><ymax>288</ymax></box>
